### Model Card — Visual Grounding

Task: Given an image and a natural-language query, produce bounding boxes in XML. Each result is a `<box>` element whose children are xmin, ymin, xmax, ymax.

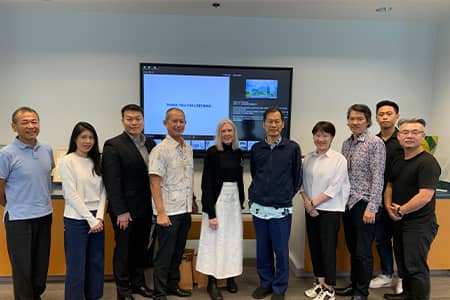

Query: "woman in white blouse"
<box><xmin>301</xmin><ymin>121</ymin><xmax>350</xmax><ymax>300</ymax></box>
<box><xmin>58</xmin><ymin>121</ymin><xmax>106</xmax><ymax>300</ymax></box>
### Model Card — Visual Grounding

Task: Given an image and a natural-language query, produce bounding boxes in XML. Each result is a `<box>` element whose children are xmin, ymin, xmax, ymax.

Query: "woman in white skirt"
<box><xmin>196</xmin><ymin>119</ymin><xmax>245</xmax><ymax>300</ymax></box>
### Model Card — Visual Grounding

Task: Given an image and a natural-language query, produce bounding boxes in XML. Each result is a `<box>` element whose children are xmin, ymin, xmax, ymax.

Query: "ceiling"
<box><xmin>1</xmin><ymin>0</ymin><xmax>450</xmax><ymax>22</ymax></box>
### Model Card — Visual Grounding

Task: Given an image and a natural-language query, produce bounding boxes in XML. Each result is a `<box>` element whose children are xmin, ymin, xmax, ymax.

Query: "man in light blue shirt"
<box><xmin>0</xmin><ymin>106</ymin><xmax>54</xmax><ymax>300</ymax></box>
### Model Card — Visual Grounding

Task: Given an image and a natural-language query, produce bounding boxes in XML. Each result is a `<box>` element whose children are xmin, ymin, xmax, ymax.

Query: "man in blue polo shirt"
<box><xmin>249</xmin><ymin>107</ymin><xmax>302</xmax><ymax>300</ymax></box>
<box><xmin>0</xmin><ymin>106</ymin><xmax>54</xmax><ymax>300</ymax></box>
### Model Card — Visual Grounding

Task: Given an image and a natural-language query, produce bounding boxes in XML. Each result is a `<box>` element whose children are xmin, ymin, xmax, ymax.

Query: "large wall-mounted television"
<box><xmin>140</xmin><ymin>63</ymin><xmax>293</xmax><ymax>156</ymax></box>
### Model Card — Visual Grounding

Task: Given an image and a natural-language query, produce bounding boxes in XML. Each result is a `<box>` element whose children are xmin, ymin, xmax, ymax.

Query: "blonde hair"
<box><xmin>214</xmin><ymin>119</ymin><xmax>239</xmax><ymax>151</ymax></box>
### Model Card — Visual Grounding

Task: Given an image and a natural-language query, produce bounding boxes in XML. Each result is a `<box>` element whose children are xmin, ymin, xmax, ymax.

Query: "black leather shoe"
<box><xmin>335</xmin><ymin>284</ymin><xmax>354</xmax><ymax>296</ymax></box>
<box><xmin>226</xmin><ymin>277</ymin><xmax>238</xmax><ymax>293</ymax></box>
<box><xmin>117</xmin><ymin>295</ymin><xmax>135</xmax><ymax>300</ymax></box>
<box><xmin>167</xmin><ymin>287</ymin><xmax>192</xmax><ymax>297</ymax></box>
<box><xmin>207</xmin><ymin>282</ymin><xmax>223</xmax><ymax>300</ymax></box>
<box><xmin>384</xmin><ymin>292</ymin><xmax>407</xmax><ymax>300</ymax></box>
<box><xmin>271</xmin><ymin>293</ymin><xmax>285</xmax><ymax>300</ymax></box>
<box><xmin>252</xmin><ymin>286</ymin><xmax>273</xmax><ymax>299</ymax></box>
<box><xmin>350</xmin><ymin>296</ymin><xmax>367</xmax><ymax>300</ymax></box>
<box><xmin>132</xmin><ymin>285</ymin><xmax>153</xmax><ymax>298</ymax></box>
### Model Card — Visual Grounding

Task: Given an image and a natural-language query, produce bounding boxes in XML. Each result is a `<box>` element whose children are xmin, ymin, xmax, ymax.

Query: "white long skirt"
<box><xmin>196</xmin><ymin>182</ymin><xmax>243</xmax><ymax>279</ymax></box>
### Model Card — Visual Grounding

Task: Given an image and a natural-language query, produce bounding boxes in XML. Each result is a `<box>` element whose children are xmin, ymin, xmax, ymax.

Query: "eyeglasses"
<box><xmin>398</xmin><ymin>130</ymin><xmax>424</xmax><ymax>136</ymax></box>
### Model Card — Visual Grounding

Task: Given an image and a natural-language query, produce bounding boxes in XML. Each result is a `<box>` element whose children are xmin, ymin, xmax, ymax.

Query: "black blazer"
<box><xmin>102</xmin><ymin>132</ymin><xmax>156</xmax><ymax>219</ymax></box>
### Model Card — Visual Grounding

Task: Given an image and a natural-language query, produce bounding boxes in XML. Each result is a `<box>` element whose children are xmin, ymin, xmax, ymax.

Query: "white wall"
<box><xmin>0</xmin><ymin>7</ymin><xmax>439</xmax><ymax>270</ymax></box>
<box><xmin>430</xmin><ymin>18</ymin><xmax>450</xmax><ymax>181</ymax></box>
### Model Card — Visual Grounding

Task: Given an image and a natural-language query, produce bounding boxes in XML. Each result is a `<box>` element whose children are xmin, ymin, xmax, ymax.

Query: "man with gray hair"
<box><xmin>383</xmin><ymin>118</ymin><xmax>440</xmax><ymax>300</ymax></box>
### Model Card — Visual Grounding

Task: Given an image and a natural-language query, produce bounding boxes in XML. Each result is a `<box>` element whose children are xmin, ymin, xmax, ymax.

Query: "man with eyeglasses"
<box><xmin>0</xmin><ymin>107</ymin><xmax>54</xmax><ymax>300</ymax></box>
<box><xmin>383</xmin><ymin>118</ymin><xmax>440</xmax><ymax>300</ymax></box>
<box><xmin>102</xmin><ymin>104</ymin><xmax>156</xmax><ymax>300</ymax></box>
<box><xmin>336</xmin><ymin>104</ymin><xmax>385</xmax><ymax>300</ymax></box>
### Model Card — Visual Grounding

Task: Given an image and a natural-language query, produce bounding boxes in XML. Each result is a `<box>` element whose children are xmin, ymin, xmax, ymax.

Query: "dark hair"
<box><xmin>263</xmin><ymin>107</ymin><xmax>284</xmax><ymax>122</ymax></box>
<box><xmin>12</xmin><ymin>106</ymin><xmax>39</xmax><ymax>123</ymax></box>
<box><xmin>312</xmin><ymin>121</ymin><xmax>336</xmax><ymax>137</ymax></box>
<box><xmin>121</xmin><ymin>104</ymin><xmax>143</xmax><ymax>118</ymax></box>
<box><xmin>376</xmin><ymin>100</ymin><xmax>399</xmax><ymax>114</ymax></box>
<box><xmin>67</xmin><ymin>122</ymin><xmax>102</xmax><ymax>176</ymax></box>
<box><xmin>347</xmin><ymin>104</ymin><xmax>372</xmax><ymax>128</ymax></box>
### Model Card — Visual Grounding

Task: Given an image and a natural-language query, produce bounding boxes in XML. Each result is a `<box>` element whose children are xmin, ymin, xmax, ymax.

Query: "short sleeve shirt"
<box><xmin>0</xmin><ymin>138</ymin><xmax>54</xmax><ymax>220</ymax></box>
<box><xmin>148</xmin><ymin>135</ymin><xmax>193</xmax><ymax>215</ymax></box>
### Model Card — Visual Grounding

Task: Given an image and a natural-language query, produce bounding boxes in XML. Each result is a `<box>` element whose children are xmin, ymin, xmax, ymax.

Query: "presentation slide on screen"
<box><xmin>143</xmin><ymin>74</ymin><xmax>230</xmax><ymax>136</ymax></box>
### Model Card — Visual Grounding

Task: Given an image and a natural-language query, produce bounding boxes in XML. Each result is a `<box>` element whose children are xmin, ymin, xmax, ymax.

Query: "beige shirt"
<box><xmin>148</xmin><ymin>135</ymin><xmax>194</xmax><ymax>216</ymax></box>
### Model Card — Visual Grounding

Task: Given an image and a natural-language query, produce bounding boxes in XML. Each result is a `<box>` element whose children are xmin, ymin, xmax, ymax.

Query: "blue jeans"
<box><xmin>64</xmin><ymin>216</ymin><xmax>104</xmax><ymax>300</ymax></box>
<box><xmin>375</xmin><ymin>207</ymin><xmax>394</xmax><ymax>276</ymax></box>
<box><xmin>253</xmin><ymin>214</ymin><xmax>292</xmax><ymax>295</ymax></box>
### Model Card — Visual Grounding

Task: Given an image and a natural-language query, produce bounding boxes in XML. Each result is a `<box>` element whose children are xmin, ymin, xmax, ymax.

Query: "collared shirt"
<box><xmin>126</xmin><ymin>132</ymin><xmax>149</xmax><ymax>168</ymax></box>
<box><xmin>301</xmin><ymin>148</ymin><xmax>350</xmax><ymax>212</ymax></box>
<box><xmin>266</xmin><ymin>136</ymin><xmax>282</xmax><ymax>150</ymax></box>
<box><xmin>250</xmin><ymin>135</ymin><xmax>295</xmax><ymax>220</ymax></box>
<box><xmin>148</xmin><ymin>135</ymin><xmax>193</xmax><ymax>216</ymax></box>
<box><xmin>341</xmin><ymin>130</ymin><xmax>385</xmax><ymax>212</ymax></box>
<box><xmin>0</xmin><ymin>138</ymin><xmax>54</xmax><ymax>220</ymax></box>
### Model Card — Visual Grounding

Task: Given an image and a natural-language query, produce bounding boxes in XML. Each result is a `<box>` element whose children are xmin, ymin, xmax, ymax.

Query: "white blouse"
<box><xmin>301</xmin><ymin>148</ymin><xmax>350</xmax><ymax>212</ymax></box>
<box><xmin>58</xmin><ymin>152</ymin><xmax>106</xmax><ymax>227</ymax></box>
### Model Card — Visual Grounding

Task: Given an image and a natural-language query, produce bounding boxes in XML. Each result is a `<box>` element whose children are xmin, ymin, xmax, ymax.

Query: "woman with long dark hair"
<box><xmin>58</xmin><ymin>121</ymin><xmax>105</xmax><ymax>300</ymax></box>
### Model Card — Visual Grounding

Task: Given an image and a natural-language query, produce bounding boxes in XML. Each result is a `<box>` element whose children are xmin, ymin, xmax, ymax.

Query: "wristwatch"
<box><xmin>396</xmin><ymin>206</ymin><xmax>403</xmax><ymax>217</ymax></box>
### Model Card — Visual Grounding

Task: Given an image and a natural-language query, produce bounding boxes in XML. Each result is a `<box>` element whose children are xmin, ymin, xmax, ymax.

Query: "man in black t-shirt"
<box><xmin>370</xmin><ymin>100</ymin><xmax>404</xmax><ymax>292</ymax></box>
<box><xmin>384</xmin><ymin>118</ymin><xmax>440</xmax><ymax>300</ymax></box>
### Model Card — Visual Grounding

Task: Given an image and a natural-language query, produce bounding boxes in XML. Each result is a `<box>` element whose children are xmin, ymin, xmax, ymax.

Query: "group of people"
<box><xmin>0</xmin><ymin>101</ymin><xmax>440</xmax><ymax>300</ymax></box>
<box><xmin>302</xmin><ymin>101</ymin><xmax>440</xmax><ymax>300</ymax></box>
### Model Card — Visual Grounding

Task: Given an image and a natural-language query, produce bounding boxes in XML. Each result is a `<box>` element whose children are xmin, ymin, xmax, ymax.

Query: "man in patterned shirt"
<box><xmin>335</xmin><ymin>104</ymin><xmax>386</xmax><ymax>300</ymax></box>
<box><xmin>149</xmin><ymin>107</ymin><xmax>194</xmax><ymax>300</ymax></box>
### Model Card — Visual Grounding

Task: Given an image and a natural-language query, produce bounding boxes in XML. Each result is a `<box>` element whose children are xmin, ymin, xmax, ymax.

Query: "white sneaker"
<box><xmin>313</xmin><ymin>288</ymin><xmax>335</xmax><ymax>300</ymax></box>
<box><xmin>305</xmin><ymin>281</ymin><xmax>323</xmax><ymax>298</ymax></box>
<box><xmin>395</xmin><ymin>278</ymin><xmax>403</xmax><ymax>294</ymax></box>
<box><xmin>369</xmin><ymin>274</ymin><xmax>393</xmax><ymax>288</ymax></box>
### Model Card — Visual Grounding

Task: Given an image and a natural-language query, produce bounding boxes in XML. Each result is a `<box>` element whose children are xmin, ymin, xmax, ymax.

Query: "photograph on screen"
<box><xmin>245</xmin><ymin>79</ymin><xmax>278</xmax><ymax>99</ymax></box>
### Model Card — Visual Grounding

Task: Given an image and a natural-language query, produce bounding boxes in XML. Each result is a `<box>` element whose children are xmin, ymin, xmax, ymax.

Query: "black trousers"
<box><xmin>393</xmin><ymin>217</ymin><xmax>438</xmax><ymax>300</ymax></box>
<box><xmin>5</xmin><ymin>213</ymin><xmax>52</xmax><ymax>300</ymax></box>
<box><xmin>343</xmin><ymin>201</ymin><xmax>375</xmax><ymax>297</ymax></box>
<box><xmin>305</xmin><ymin>210</ymin><xmax>341</xmax><ymax>286</ymax></box>
<box><xmin>153</xmin><ymin>213</ymin><xmax>191</xmax><ymax>300</ymax></box>
<box><xmin>110</xmin><ymin>215</ymin><xmax>152</xmax><ymax>297</ymax></box>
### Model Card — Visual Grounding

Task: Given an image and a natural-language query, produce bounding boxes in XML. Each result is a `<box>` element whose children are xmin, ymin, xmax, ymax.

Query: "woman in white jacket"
<box><xmin>58</xmin><ymin>121</ymin><xmax>106</xmax><ymax>300</ymax></box>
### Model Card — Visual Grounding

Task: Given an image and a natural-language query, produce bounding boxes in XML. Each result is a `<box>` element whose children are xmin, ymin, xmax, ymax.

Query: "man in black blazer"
<box><xmin>102</xmin><ymin>104</ymin><xmax>156</xmax><ymax>300</ymax></box>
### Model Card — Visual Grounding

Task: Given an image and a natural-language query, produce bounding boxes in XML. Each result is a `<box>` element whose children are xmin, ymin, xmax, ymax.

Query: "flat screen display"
<box><xmin>140</xmin><ymin>63</ymin><xmax>293</xmax><ymax>156</ymax></box>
